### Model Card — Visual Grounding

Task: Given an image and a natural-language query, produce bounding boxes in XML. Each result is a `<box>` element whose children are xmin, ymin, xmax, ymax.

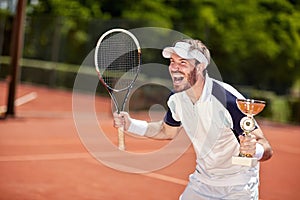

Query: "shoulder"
<box><xmin>212</xmin><ymin>79</ymin><xmax>244</xmax><ymax>101</ymax></box>
<box><xmin>210</xmin><ymin>79</ymin><xmax>245</xmax><ymax>108</ymax></box>
<box><xmin>210</xmin><ymin>79</ymin><xmax>246</xmax><ymax>136</ymax></box>
<box><xmin>164</xmin><ymin>91</ymin><xmax>182</xmax><ymax>127</ymax></box>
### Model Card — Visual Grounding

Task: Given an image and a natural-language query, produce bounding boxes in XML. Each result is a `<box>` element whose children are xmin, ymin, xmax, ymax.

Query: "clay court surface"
<box><xmin>0</xmin><ymin>82</ymin><xmax>299</xmax><ymax>200</ymax></box>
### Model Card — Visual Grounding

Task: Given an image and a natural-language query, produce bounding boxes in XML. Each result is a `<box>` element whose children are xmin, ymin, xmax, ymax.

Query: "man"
<box><xmin>113</xmin><ymin>39</ymin><xmax>273</xmax><ymax>199</ymax></box>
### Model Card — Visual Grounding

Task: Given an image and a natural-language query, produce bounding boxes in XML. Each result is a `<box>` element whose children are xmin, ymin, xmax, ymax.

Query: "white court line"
<box><xmin>0</xmin><ymin>152</ymin><xmax>189</xmax><ymax>186</ymax></box>
<box><xmin>0</xmin><ymin>92</ymin><xmax>37</xmax><ymax>113</ymax></box>
<box><xmin>0</xmin><ymin>153</ymin><xmax>90</xmax><ymax>162</ymax></box>
<box><xmin>15</xmin><ymin>92</ymin><xmax>38</xmax><ymax>106</ymax></box>
<box><xmin>143</xmin><ymin>172</ymin><xmax>188</xmax><ymax>186</ymax></box>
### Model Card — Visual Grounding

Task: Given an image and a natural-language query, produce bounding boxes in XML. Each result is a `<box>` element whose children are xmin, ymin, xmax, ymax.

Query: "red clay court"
<box><xmin>0</xmin><ymin>82</ymin><xmax>300</xmax><ymax>199</ymax></box>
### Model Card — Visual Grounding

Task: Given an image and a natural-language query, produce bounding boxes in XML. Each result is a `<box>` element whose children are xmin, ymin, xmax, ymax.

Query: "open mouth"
<box><xmin>172</xmin><ymin>74</ymin><xmax>184</xmax><ymax>85</ymax></box>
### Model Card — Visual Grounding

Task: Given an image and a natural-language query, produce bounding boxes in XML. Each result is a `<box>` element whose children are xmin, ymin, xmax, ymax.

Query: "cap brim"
<box><xmin>162</xmin><ymin>47</ymin><xmax>193</xmax><ymax>59</ymax></box>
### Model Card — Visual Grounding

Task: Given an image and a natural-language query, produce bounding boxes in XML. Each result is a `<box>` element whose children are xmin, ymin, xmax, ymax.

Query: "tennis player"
<box><xmin>113</xmin><ymin>39</ymin><xmax>273</xmax><ymax>199</ymax></box>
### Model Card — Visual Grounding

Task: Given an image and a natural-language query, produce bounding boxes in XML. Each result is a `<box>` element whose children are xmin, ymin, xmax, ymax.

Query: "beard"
<box><xmin>173</xmin><ymin>68</ymin><xmax>197</xmax><ymax>93</ymax></box>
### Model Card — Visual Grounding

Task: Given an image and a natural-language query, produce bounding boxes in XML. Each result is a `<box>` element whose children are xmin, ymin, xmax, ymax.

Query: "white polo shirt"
<box><xmin>165</xmin><ymin>75</ymin><xmax>259</xmax><ymax>186</ymax></box>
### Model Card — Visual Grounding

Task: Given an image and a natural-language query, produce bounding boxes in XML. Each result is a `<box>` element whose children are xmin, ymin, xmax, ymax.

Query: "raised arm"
<box><xmin>113</xmin><ymin>111</ymin><xmax>180</xmax><ymax>140</ymax></box>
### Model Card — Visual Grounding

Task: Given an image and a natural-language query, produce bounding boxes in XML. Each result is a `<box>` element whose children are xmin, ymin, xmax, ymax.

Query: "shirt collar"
<box><xmin>199</xmin><ymin>73</ymin><xmax>213</xmax><ymax>103</ymax></box>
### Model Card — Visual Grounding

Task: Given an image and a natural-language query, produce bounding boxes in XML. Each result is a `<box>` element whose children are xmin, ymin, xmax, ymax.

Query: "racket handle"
<box><xmin>118</xmin><ymin>127</ymin><xmax>125</xmax><ymax>150</ymax></box>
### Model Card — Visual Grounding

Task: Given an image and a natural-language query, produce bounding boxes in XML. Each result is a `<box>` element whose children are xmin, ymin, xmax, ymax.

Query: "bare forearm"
<box><xmin>144</xmin><ymin>121</ymin><xmax>178</xmax><ymax>139</ymax></box>
<box><xmin>113</xmin><ymin>112</ymin><xmax>178</xmax><ymax>140</ymax></box>
<box><xmin>257</xmin><ymin>138</ymin><xmax>273</xmax><ymax>161</ymax></box>
<box><xmin>252</xmin><ymin>128</ymin><xmax>273</xmax><ymax>162</ymax></box>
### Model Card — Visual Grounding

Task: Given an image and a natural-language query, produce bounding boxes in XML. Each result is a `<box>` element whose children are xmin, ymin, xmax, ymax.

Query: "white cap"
<box><xmin>162</xmin><ymin>42</ymin><xmax>209</xmax><ymax>67</ymax></box>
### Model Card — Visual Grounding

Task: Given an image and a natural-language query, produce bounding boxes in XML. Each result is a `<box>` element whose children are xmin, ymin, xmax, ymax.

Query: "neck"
<box><xmin>186</xmin><ymin>75</ymin><xmax>206</xmax><ymax>104</ymax></box>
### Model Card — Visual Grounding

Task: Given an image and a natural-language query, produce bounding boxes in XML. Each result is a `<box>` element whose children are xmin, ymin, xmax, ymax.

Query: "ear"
<box><xmin>196</xmin><ymin>63</ymin><xmax>206</xmax><ymax>74</ymax></box>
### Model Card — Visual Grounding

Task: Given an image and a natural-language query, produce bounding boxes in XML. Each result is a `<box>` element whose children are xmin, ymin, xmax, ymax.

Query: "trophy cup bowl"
<box><xmin>236</xmin><ymin>99</ymin><xmax>266</xmax><ymax>117</ymax></box>
<box><xmin>232</xmin><ymin>99</ymin><xmax>266</xmax><ymax>167</ymax></box>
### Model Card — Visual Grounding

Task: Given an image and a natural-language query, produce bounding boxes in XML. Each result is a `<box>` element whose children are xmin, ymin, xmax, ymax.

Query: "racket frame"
<box><xmin>94</xmin><ymin>28</ymin><xmax>141</xmax><ymax>150</ymax></box>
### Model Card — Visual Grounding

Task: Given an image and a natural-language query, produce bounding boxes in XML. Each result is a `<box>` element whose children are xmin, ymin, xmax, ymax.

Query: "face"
<box><xmin>169</xmin><ymin>54</ymin><xmax>198</xmax><ymax>92</ymax></box>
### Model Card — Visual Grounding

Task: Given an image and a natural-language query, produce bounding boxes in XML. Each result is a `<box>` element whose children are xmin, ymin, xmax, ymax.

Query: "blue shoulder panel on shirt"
<box><xmin>164</xmin><ymin>92</ymin><xmax>181</xmax><ymax>127</ymax></box>
<box><xmin>211</xmin><ymin>81</ymin><xmax>246</xmax><ymax>141</ymax></box>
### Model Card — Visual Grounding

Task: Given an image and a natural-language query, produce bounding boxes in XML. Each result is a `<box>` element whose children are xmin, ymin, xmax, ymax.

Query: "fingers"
<box><xmin>239</xmin><ymin>134</ymin><xmax>257</xmax><ymax>157</ymax></box>
<box><xmin>113</xmin><ymin>113</ymin><xmax>123</xmax><ymax>128</ymax></box>
<box><xmin>113</xmin><ymin>111</ymin><xmax>130</xmax><ymax>130</ymax></box>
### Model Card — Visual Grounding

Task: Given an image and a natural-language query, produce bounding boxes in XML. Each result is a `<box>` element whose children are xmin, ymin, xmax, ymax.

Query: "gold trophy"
<box><xmin>232</xmin><ymin>99</ymin><xmax>266</xmax><ymax>167</ymax></box>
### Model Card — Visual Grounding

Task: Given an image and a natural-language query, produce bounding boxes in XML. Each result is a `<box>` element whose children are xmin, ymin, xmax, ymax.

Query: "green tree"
<box><xmin>171</xmin><ymin>0</ymin><xmax>300</xmax><ymax>94</ymax></box>
<box><xmin>25</xmin><ymin>0</ymin><xmax>109</xmax><ymax>63</ymax></box>
<box><xmin>21</xmin><ymin>0</ymin><xmax>300</xmax><ymax>94</ymax></box>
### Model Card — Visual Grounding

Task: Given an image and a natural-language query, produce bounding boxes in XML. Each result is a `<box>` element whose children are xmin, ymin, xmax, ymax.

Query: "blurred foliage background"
<box><xmin>0</xmin><ymin>0</ymin><xmax>299</xmax><ymax>123</ymax></box>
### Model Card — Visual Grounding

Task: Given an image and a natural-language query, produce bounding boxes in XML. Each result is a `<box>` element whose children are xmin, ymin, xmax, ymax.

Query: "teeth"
<box><xmin>173</xmin><ymin>73</ymin><xmax>183</xmax><ymax>77</ymax></box>
<box><xmin>174</xmin><ymin>77</ymin><xmax>184</xmax><ymax>81</ymax></box>
<box><xmin>172</xmin><ymin>73</ymin><xmax>184</xmax><ymax>84</ymax></box>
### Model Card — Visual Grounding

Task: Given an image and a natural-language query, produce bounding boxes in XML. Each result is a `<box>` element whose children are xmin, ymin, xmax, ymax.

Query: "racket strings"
<box><xmin>97</xmin><ymin>32</ymin><xmax>140</xmax><ymax>91</ymax></box>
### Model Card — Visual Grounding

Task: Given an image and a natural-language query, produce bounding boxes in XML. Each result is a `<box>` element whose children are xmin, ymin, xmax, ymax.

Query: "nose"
<box><xmin>169</xmin><ymin>62</ymin><xmax>179</xmax><ymax>72</ymax></box>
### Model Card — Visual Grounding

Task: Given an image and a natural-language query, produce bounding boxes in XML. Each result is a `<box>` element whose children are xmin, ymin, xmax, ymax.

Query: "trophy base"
<box><xmin>232</xmin><ymin>156</ymin><xmax>258</xmax><ymax>167</ymax></box>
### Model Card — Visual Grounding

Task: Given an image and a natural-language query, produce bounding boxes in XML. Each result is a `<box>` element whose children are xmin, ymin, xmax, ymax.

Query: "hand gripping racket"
<box><xmin>94</xmin><ymin>28</ymin><xmax>141</xmax><ymax>150</ymax></box>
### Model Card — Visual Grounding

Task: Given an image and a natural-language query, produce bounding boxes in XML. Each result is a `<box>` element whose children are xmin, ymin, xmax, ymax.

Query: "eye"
<box><xmin>181</xmin><ymin>60</ymin><xmax>188</xmax><ymax>65</ymax></box>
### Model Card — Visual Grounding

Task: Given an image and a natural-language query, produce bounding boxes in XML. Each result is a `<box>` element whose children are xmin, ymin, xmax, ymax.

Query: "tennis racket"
<box><xmin>94</xmin><ymin>28</ymin><xmax>141</xmax><ymax>150</ymax></box>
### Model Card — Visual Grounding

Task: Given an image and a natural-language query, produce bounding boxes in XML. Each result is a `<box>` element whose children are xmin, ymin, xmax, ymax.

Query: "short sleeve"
<box><xmin>164</xmin><ymin>108</ymin><xmax>181</xmax><ymax>127</ymax></box>
<box><xmin>163</xmin><ymin>92</ymin><xmax>181</xmax><ymax>127</ymax></box>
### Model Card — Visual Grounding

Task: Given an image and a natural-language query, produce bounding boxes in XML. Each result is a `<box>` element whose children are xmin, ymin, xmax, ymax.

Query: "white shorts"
<box><xmin>179</xmin><ymin>171</ymin><xmax>259</xmax><ymax>200</ymax></box>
